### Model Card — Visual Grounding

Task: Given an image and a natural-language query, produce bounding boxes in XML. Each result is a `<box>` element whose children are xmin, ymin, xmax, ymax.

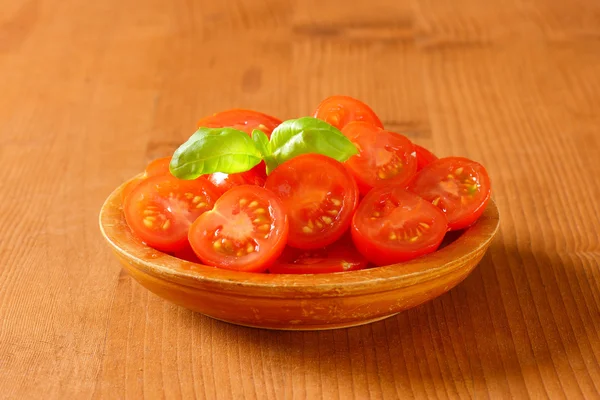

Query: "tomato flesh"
<box><xmin>269</xmin><ymin>236</ymin><xmax>368</xmax><ymax>274</ymax></box>
<box><xmin>124</xmin><ymin>174</ymin><xmax>220</xmax><ymax>252</ymax></box>
<box><xmin>207</xmin><ymin>170</ymin><xmax>265</xmax><ymax>195</ymax></box>
<box><xmin>265</xmin><ymin>154</ymin><xmax>359</xmax><ymax>249</ymax></box>
<box><xmin>415</xmin><ymin>145</ymin><xmax>438</xmax><ymax>171</ymax></box>
<box><xmin>408</xmin><ymin>157</ymin><xmax>491</xmax><ymax>231</ymax></box>
<box><xmin>351</xmin><ymin>186</ymin><xmax>448</xmax><ymax>266</ymax></box>
<box><xmin>342</xmin><ymin>121</ymin><xmax>417</xmax><ymax>195</ymax></box>
<box><xmin>188</xmin><ymin>185</ymin><xmax>288</xmax><ymax>272</ymax></box>
<box><xmin>313</xmin><ymin>95</ymin><xmax>383</xmax><ymax>130</ymax></box>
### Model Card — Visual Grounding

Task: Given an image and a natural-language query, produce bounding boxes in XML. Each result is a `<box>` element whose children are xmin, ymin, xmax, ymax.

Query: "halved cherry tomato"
<box><xmin>408</xmin><ymin>157</ymin><xmax>491</xmax><ymax>231</ymax></box>
<box><xmin>124</xmin><ymin>174</ymin><xmax>220</xmax><ymax>252</ymax></box>
<box><xmin>188</xmin><ymin>185</ymin><xmax>288</xmax><ymax>272</ymax></box>
<box><xmin>207</xmin><ymin>170</ymin><xmax>265</xmax><ymax>195</ymax></box>
<box><xmin>342</xmin><ymin>121</ymin><xmax>417</xmax><ymax>195</ymax></box>
<box><xmin>121</xmin><ymin>157</ymin><xmax>174</xmax><ymax>202</ymax></box>
<box><xmin>351</xmin><ymin>186</ymin><xmax>448</xmax><ymax>266</ymax></box>
<box><xmin>172</xmin><ymin>244</ymin><xmax>201</xmax><ymax>263</ymax></box>
<box><xmin>415</xmin><ymin>145</ymin><xmax>438</xmax><ymax>171</ymax></box>
<box><xmin>264</xmin><ymin>154</ymin><xmax>359</xmax><ymax>249</ymax></box>
<box><xmin>269</xmin><ymin>236</ymin><xmax>368</xmax><ymax>274</ymax></box>
<box><xmin>313</xmin><ymin>95</ymin><xmax>383</xmax><ymax>130</ymax></box>
<box><xmin>197</xmin><ymin>109</ymin><xmax>280</xmax><ymax>178</ymax></box>
<box><xmin>197</xmin><ymin>109</ymin><xmax>282</xmax><ymax>137</ymax></box>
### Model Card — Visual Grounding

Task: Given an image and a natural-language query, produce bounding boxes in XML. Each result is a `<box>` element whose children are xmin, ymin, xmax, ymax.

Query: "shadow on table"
<box><xmin>199</xmin><ymin>242</ymin><xmax>598</xmax><ymax>397</ymax></box>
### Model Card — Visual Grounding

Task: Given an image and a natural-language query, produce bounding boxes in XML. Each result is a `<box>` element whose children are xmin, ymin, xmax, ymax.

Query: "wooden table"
<box><xmin>2</xmin><ymin>0</ymin><xmax>600</xmax><ymax>398</ymax></box>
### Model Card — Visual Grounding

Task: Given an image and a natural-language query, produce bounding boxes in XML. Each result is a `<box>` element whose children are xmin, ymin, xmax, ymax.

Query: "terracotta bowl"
<box><xmin>99</xmin><ymin>177</ymin><xmax>500</xmax><ymax>330</ymax></box>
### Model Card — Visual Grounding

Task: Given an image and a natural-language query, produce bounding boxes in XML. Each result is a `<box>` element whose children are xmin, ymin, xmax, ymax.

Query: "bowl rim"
<box><xmin>99</xmin><ymin>175</ymin><xmax>500</xmax><ymax>298</ymax></box>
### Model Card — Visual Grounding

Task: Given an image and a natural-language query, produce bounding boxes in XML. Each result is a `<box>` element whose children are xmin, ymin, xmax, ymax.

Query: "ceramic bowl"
<box><xmin>99</xmin><ymin>177</ymin><xmax>500</xmax><ymax>330</ymax></box>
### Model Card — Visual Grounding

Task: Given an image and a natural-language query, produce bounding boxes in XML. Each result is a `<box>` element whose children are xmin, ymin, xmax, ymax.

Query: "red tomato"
<box><xmin>197</xmin><ymin>109</ymin><xmax>280</xmax><ymax>178</ymax></box>
<box><xmin>188</xmin><ymin>185</ymin><xmax>288</xmax><ymax>272</ymax></box>
<box><xmin>313</xmin><ymin>95</ymin><xmax>383</xmax><ymax>130</ymax></box>
<box><xmin>172</xmin><ymin>244</ymin><xmax>201</xmax><ymax>263</ymax></box>
<box><xmin>124</xmin><ymin>174</ymin><xmax>220</xmax><ymax>252</ymax></box>
<box><xmin>269</xmin><ymin>236</ymin><xmax>368</xmax><ymax>274</ymax></box>
<box><xmin>197</xmin><ymin>109</ymin><xmax>282</xmax><ymax>137</ymax></box>
<box><xmin>351</xmin><ymin>186</ymin><xmax>448</xmax><ymax>266</ymax></box>
<box><xmin>415</xmin><ymin>145</ymin><xmax>438</xmax><ymax>171</ymax></box>
<box><xmin>408</xmin><ymin>157</ymin><xmax>491</xmax><ymax>231</ymax></box>
<box><xmin>264</xmin><ymin>154</ymin><xmax>359</xmax><ymax>249</ymax></box>
<box><xmin>121</xmin><ymin>157</ymin><xmax>173</xmax><ymax>202</ymax></box>
<box><xmin>207</xmin><ymin>170</ymin><xmax>265</xmax><ymax>195</ymax></box>
<box><xmin>342</xmin><ymin>121</ymin><xmax>417</xmax><ymax>195</ymax></box>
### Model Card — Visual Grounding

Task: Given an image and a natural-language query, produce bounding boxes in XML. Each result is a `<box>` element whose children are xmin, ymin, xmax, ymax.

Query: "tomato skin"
<box><xmin>207</xmin><ymin>170</ymin><xmax>265</xmax><ymax>195</ymax></box>
<box><xmin>408</xmin><ymin>157</ymin><xmax>491</xmax><ymax>231</ymax></box>
<box><xmin>269</xmin><ymin>236</ymin><xmax>368</xmax><ymax>274</ymax></box>
<box><xmin>313</xmin><ymin>95</ymin><xmax>383</xmax><ymax>130</ymax></box>
<box><xmin>351</xmin><ymin>186</ymin><xmax>448</xmax><ymax>266</ymax></box>
<box><xmin>197</xmin><ymin>109</ymin><xmax>282</xmax><ymax>137</ymax></box>
<box><xmin>264</xmin><ymin>154</ymin><xmax>359</xmax><ymax>250</ymax></box>
<box><xmin>342</xmin><ymin>122</ymin><xmax>417</xmax><ymax>195</ymax></box>
<box><xmin>188</xmin><ymin>185</ymin><xmax>288</xmax><ymax>272</ymax></box>
<box><xmin>124</xmin><ymin>174</ymin><xmax>221</xmax><ymax>253</ymax></box>
<box><xmin>415</xmin><ymin>145</ymin><xmax>438</xmax><ymax>171</ymax></box>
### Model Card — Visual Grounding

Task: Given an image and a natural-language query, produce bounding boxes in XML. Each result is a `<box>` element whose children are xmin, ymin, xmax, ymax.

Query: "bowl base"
<box><xmin>205</xmin><ymin>313</ymin><xmax>400</xmax><ymax>331</ymax></box>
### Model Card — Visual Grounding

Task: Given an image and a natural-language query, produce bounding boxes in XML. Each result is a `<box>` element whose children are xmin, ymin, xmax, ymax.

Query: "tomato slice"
<box><xmin>313</xmin><ymin>95</ymin><xmax>383</xmax><ymax>130</ymax></box>
<box><xmin>124</xmin><ymin>174</ymin><xmax>220</xmax><ymax>252</ymax></box>
<box><xmin>197</xmin><ymin>109</ymin><xmax>279</xmax><ymax>179</ymax></box>
<box><xmin>408</xmin><ymin>157</ymin><xmax>491</xmax><ymax>231</ymax></box>
<box><xmin>269</xmin><ymin>236</ymin><xmax>368</xmax><ymax>274</ymax></box>
<box><xmin>207</xmin><ymin>169</ymin><xmax>265</xmax><ymax>195</ymax></box>
<box><xmin>188</xmin><ymin>185</ymin><xmax>288</xmax><ymax>272</ymax></box>
<box><xmin>415</xmin><ymin>145</ymin><xmax>438</xmax><ymax>171</ymax></box>
<box><xmin>341</xmin><ymin>121</ymin><xmax>417</xmax><ymax>195</ymax></box>
<box><xmin>197</xmin><ymin>109</ymin><xmax>282</xmax><ymax>137</ymax></box>
<box><xmin>172</xmin><ymin>244</ymin><xmax>201</xmax><ymax>263</ymax></box>
<box><xmin>351</xmin><ymin>186</ymin><xmax>448</xmax><ymax>266</ymax></box>
<box><xmin>264</xmin><ymin>154</ymin><xmax>359</xmax><ymax>249</ymax></box>
<box><xmin>121</xmin><ymin>157</ymin><xmax>173</xmax><ymax>202</ymax></box>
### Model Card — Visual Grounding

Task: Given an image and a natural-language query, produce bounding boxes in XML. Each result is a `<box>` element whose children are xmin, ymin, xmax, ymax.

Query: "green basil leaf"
<box><xmin>251</xmin><ymin>129</ymin><xmax>271</xmax><ymax>157</ymax></box>
<box><xmin>169</xmin><ymin>128</ymin><xmax>263</xmax><ymax>179</ymax></box>
<box><xmin>268</xmin><ymin>117</ymin><xmax>358</xmax><ymax>173</ymax></box>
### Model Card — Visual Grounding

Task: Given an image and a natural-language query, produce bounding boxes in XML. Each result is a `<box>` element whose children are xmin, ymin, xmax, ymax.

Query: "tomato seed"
<box><xmin>248</xmin><ymin>200</ymin><xmax>258</xmax><ymax>208</ymax></box>
<box><xmin>321</xmin><ymin>216</ymin><xmax>332</xmax><ymax>225</ymax></box>
<box><xmin>419</xmin><ymin>222</ymin><xmax>430</xmax><ymax>229</ymax></box>
<box><xmin>258</xmin><ymin>224</ymin><xmax>270</xmax><ymax>232</ymax></box>
<box><xmin>302</xmin><ymin>226</ymin><xmax>313</xmax><ymax>234</ymax></box>
<box><xmin>239</xmin><ymin>198</ymin><xmax>248</xmax><ymax>206</ymax></box>
<box><xmin>162</xmin><ymin>220</ymin><xmax>171</xmax><ymax>230</ymax></box>
<box><xmin>331</xmin><ymin>198</ymin><xmax>341</xmax><ymax>206</ymax></box>
<box><xmin>196</xmin><ymin>202</ymin><xmax>208</xmax><ymax>209</ymax></box>
<box><xmin>255</xmin><ymin>208</ymin><xmax>266</xmax><ymax>214</ymax></box>
<box><xmin>143</xmin><ymin>218</ymin><xmax>153</xmax><ymax>228</ymax></box>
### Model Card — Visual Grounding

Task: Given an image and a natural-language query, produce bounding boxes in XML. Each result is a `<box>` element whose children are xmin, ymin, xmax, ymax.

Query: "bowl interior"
<box><xmin>100</xmin><ymin>177</ymin><xmax>500</xmax><ymax>298</ymax></box>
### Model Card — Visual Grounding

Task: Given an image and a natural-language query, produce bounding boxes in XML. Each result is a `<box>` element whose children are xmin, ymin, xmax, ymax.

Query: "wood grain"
<box><xmin>1</xmin><ymin>0</ymin><xmax>599</xmax><ymax>398</ymax></box>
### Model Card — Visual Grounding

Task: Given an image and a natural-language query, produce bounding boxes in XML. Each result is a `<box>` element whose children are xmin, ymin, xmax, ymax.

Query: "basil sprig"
<box><xmin>169</xmin><ymin>117</ymin><xmax>358</xmax><ymax>179</ymax></box>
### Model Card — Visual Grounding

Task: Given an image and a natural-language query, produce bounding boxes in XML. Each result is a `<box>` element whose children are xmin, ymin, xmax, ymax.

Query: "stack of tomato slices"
<box><xmin>122</xmin><ymin>96</ymin><xmax>491</xmax><ymax>274</ymax></box>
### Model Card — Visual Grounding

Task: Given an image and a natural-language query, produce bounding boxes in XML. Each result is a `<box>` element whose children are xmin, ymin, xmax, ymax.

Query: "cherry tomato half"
<box><xmin>197</xmin><ymin>109</ymin><xmax>282</xmax><ymax>137</ymax></box>
<box><xmin>197</xmin><ymin>109</ymin><xmax>280</xmax><ymax>178</ymax></box>
<box><xmin>124</xmin><ymin>174</ymin><xmax>221</xmax><ymax>252</ymax></box>
<box><xmin>313</xmin><ymin>95</ymin><xmax>383</xmax><ymax>130</ymax></box>
<box><xmin>408</xmin><ymin>157</ymin><xmax>491</xmax><ymax>231</ymax></box>
<box><xmin>207</xmin><ymin>170</ymin><xmax>265</xmax><ymax>195</ymax></box>
<box><xmin>269</xmin><ymin>236</ymin><xmax>368</xmax><ymax>274</ymax></box>
<box><xmin>415</xmin><ymin>145</ymin><xmax>438</xmax><ymax>171</ymax></box>
<box><xmin>351</xmin><ymin>186</ymin><xmax>448</xmax><ymax>266</ymax></box>
<box><xmin>342</xmin><ymin>121</ymin><xmax>417</xmax><ymax>195</ymax></box>
<box><xmin>265</xmin><ymin>154</ymin><xmax>359</xmax><ymax>250</ymax></box>
<box><xmin>188</xmin><ymin>185</ymin><xmax>288</xmax><ymax>272</ymax></box>
<box><xmin>121</xmin><ymin>157</ymin><xmax>173</xmax><ymax>202</ymax></box>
